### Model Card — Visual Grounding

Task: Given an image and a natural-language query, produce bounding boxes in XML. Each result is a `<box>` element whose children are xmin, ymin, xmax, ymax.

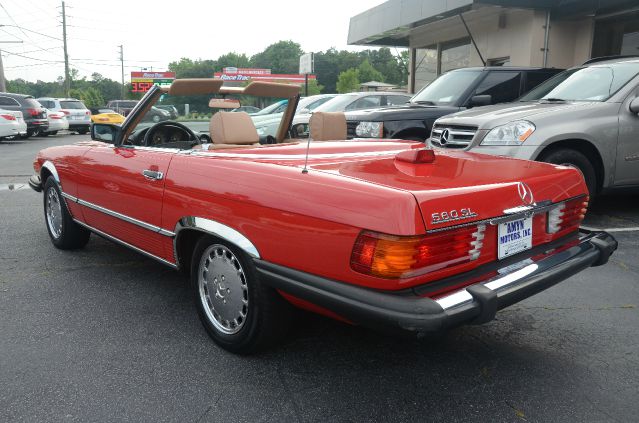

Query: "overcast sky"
<box><xmin>0</xmin><ymin>0</ymin><xmax>386</xmax><ymax>83</ymax></box>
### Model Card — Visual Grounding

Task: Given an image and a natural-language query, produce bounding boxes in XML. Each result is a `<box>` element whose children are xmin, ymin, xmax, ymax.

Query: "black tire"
<box><xmin>77</xmin><ymin>129</ymin><xmax>89</xmax><ymax>135</ymax></box>
<box><xmin>26</xmin><ymin>129</ymin><xmax>35</xmax><ymax>138</ymax></box>
<box><xmin>40</xmin><ymin>132</ymin><xmax>50</xmax><ymax>137</ymax></box>
<box><xmin>49</xmin><ymin>131</ymin><xmax>58</xmax><ymax>135</ymax></box>
<box><xmin>190</xmin><ymin>235</ymin><xmax>292</xmax><ymax>354</ymax></box>
<box><xmin>539</xmin><ymin>149</ymin><xmax>597</xmax><ymax>198</ymax></box>
<box><xmin>43</xmin><ymin>177</ymin><xmax>90</xmax><ymax>250</ymax></box>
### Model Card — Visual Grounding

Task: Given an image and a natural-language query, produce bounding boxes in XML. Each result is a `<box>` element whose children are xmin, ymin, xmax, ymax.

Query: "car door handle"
<box><xmin>142</xmin><ymin>169</ymin><xmax>164</xmax><ymax>180</ymax></box>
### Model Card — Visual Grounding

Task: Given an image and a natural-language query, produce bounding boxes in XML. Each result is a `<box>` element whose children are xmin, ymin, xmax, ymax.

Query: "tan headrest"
<box><xmin>309</xmin><ymin>112</ymin><xmax>347</xmax><ymax>141</ymax></box>
<box><xmin>210</xmin><ymin>112</ymin><xmax>259</xmax><ymax>145</ymax></box>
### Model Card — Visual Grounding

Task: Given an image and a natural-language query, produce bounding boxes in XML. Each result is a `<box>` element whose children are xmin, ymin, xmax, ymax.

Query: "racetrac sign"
<box><xmin>214</xmin><ymin>67</ymin><xmax>315</xmax><ymax>85</ymax></box>
<box><xmin>131</xmin><ymin>71</ymin><xmax>176</xmax><ymax>93</ymax></box>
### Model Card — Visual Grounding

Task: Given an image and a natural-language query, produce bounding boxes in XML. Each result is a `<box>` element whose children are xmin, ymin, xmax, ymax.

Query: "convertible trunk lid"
<box><xmin>309</xmin><ymin>148</ymin><xmax>586</xmax><ymax>230</ymax></box>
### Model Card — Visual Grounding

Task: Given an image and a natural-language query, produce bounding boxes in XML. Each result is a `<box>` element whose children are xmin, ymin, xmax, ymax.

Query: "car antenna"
<box><xmin>301</xmin><ymin>135</ymin><xmax>312</xmax><ymax>174</ymax></box>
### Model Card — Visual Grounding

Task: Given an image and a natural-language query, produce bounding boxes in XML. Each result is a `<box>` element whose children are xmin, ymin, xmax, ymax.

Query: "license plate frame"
<box><xmin>498</xmin><ymin>217</ymin><xmax>533</xmax><ymax>260</ymax></box>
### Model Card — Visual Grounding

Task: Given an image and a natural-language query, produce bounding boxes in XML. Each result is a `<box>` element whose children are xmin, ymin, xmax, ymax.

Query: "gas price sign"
<box><xmin>130</xmin><ymin>72</ymin><xmax>175</xmax><ymax>93</ymax></box>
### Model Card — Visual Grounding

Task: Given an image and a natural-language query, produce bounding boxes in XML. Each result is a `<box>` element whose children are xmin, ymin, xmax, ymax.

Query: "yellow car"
<box><xmin>90</xmin><ymin>108</ymin><xmax>125</xmax><ymax>124</ymax></box>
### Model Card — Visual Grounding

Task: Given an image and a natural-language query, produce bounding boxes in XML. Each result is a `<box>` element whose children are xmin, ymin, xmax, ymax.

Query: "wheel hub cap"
<box><xmin>46</xmin><ymin>187</ymin><xmax>63</xmax><ymax>239</ymax></box>
<box><xmin>198</xmin><ymin>245</ymin><xmax>248</xmax><ymax>335</ymax></box>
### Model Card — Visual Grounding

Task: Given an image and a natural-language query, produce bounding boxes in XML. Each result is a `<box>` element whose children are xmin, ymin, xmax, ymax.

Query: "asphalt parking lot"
<box><xmin>1</xmin><ymin>133</ymin><xmax>638</xmax><ymax>423</ymax></box>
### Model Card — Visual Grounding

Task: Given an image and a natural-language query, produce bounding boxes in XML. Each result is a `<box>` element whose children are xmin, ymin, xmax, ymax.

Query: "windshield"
<box><xmin>313</xmin><ymin>94</ymin><xmax>359</xmax><ymax>113</ymax></box>
<box><xmin>60</xmin><ymin>100</ymin><xmax>87</xmax><ymax>109</ymax></box>
<box><xmin>411</xmin><ymin>70</ymin><xmax>483</xmax><ymax>106</ymax></box>
<box><xmin>520</xmin><ymin>62</ymin><xmax>639</xmax><ymax>102</ymax></box>
<box><xmin>125</xmin><ymin>92</ymin><xmax>289</xmax><ymax>145</ymax></box>
<box><xmin>252</xmin><ymin>100</ymin><xmax>287</xmax><ymax>115</ymax></box>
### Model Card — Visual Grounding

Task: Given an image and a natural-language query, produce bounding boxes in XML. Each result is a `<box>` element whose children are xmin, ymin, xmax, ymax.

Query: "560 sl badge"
<box><xmin>431</xmin><ymin>208</ymin><xmax>478</xmax><ymax>224</ymax></box>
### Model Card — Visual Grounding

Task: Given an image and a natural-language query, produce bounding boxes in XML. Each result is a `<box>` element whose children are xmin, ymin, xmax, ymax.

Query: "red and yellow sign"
<box><xmin>130</xmin><ymin>71</ymin><xmax>176</xmax><ymax>93</ymax></box>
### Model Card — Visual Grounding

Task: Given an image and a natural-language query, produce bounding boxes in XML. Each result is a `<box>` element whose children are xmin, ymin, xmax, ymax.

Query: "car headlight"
<box><xmin>481</xmin><ymin>121</ymin><xmax>535</xmax><ymax>146</ymax></box>
<box><xmin>355</xmin><ymin>121</ymin><xmax>383</xmax><ymax>138</ymax></box>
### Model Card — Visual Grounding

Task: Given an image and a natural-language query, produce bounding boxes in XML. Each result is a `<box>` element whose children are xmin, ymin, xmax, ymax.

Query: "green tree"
<box><xmin>216</xmin><ymin>52</ymin><xmax>251</xmax><ymax>69</ymax></box>
<box><xmin>302</xmin><ymin>79</ymin><xmax>323</xmax><ymax>95</ymax></box>
<box><xmin>168</xmin><ymin>58</ymin><xmax>217</xmax><ymax>78</ymax></box>
<box><xmin>357</xmin><ymin>59</ymin><xmax>384</xmax><ymax>83</ymax></box>
<box><xmin>336</xmin><ymin>68</ymin><xmax>359</xmax><ymax>93</ymax></box>
<box><xmin>250</xmin><ymin>40</ymin><xmax>303</xmax><ymax>73</ymax></box>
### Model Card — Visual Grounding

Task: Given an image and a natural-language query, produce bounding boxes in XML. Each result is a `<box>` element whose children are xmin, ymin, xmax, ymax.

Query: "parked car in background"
<box><xmin>37</xmin><ymin>109</ymin><xmax>69</xmax><ymax>136</ymax></box>
<box><xmin>156</xmin><ymin>105</ymin><xmax>179</xmax><ymax>119</ymax></box>
<box><xmin>29</xmin><ymin>79</ymin><xmax>617</xmax><ymax>354</ymax></box>
<box><xmin>105</xmin><ymin>100</ymin><xmax>139</xmax><ymax>116</ymax></box>
<box><xmin>0</xmin><ymin>109</ymin><xmax>27</xmax><ymax>141</ymax></box>
<box><xmin>142</xmin><ymin>106</ymin><xmax>171</xmax><ymax>123</ymax></box>
<box><xmin>250</xmin><ymin>99</ymin><xmax>288</xmax><ymax>116</ymax></box>
<box><xmin>0</xmin><ymin>93</ymin><xmax>47</xmax><ymax>138</ymax></box>
<box><xmin>252</xmin><ymin>94</ymin><xmax>337</xmax><ymax>138</ymax></box>
<box><xmin>89</xmin><ymin>108</ymin><xmax>125</xmax><ymax>125</ymax></box>
<box><xmin>291</xmin><ymin>91</ymin><xmax>412</xmax><ymax>137</ymax></box>
<box><xmin>231</xmin><ymin>106</ymin><xmax>261</xmax><ymax>114</ymax></box>
<box><xmin>37</xmin><ymin>97</ymin><xmax>91</xmax><ymax>134</ymax></box>
<box><xmin>345</xmin><ymin>67</ymin><xmax>562</xmax><ymax>141</ymax></box>
<box><xmin>428</xmin><ymin>56</ymin><xmax>639</xmax><ymax>197</ymax></box>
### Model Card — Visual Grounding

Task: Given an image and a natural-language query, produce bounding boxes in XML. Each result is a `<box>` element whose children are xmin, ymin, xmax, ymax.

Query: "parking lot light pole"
<box><xmin>0</xmin><ymin>40</ymin><xmax>24</xmax><ymax>92</ymax></box>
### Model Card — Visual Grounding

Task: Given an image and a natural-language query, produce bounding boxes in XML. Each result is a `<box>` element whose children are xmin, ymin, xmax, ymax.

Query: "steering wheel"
<box><xmin>143</xmin><ymin>121</ymin><xmax>200</xmax><ymax>148</ymax></box>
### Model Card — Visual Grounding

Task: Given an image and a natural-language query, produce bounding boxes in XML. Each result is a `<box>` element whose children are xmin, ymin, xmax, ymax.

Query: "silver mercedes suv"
<box><xmin>428</xmin><ymin>56</ymin><xmax>639</xmax><ymax>196</ymax></box>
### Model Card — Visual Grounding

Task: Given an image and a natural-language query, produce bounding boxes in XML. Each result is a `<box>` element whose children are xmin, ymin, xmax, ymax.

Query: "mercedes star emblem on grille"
<box><xmin>440</xmin><ymin>128</ymin><xmax>450</xmax><ymax>145</ymax></box>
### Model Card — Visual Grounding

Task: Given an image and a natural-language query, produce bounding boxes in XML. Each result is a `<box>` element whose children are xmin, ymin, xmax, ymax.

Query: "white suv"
<box><xmin>37</xmin><ymin>97</ymin><xmax>91</xmax><ymax>134</ymax></box>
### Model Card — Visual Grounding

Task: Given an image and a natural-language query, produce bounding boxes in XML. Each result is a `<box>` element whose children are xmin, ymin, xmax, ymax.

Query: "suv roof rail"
<box><xmin>583</xmin><ymin>55</ymin><xmax>639</xmax><ymax>65</ymax></box>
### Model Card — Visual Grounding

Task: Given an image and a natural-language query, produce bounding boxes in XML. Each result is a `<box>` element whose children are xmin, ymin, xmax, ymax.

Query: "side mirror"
<box><xmin>630</xmin><ymin>97</ymin><xmax>639</xmax><ymax>114</ymax></box>
<box><xmin>470</xmin><ymin>95</ymin><xmax>492</xmax><ymax>107</ymax></box>
<box><xmin>91</xmin><ymin>123</ymin><xmax>120</xmax><ymax>143</ymax></box>
<box><xmin>291</xmin><ymin>123</ymin><xmax>309</xmax><ymax>138</ymax></box>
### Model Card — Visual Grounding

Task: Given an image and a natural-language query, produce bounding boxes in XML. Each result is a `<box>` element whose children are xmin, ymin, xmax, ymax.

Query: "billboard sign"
<box><xmin>299</xmin><ymin>53</ymin><xmax>314</xmax><ymax>74</ymax></box>
<box><xmin>130</xmin><ymin>71</ymin><xmax>176</xmax><ymax>93</ymax></box>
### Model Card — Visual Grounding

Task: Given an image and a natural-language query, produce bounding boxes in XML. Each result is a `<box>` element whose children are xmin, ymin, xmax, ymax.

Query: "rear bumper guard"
<box><xmin>255</xmin><ymin>230</ymin><xmax>617</xmax><ymax>335</ymax></box>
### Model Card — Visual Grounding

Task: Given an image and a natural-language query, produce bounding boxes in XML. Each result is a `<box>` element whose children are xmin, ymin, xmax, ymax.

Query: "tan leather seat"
<box><xmin>210</xmin><ymin>111</ymin><xmax>259</xmax><ymax>147</ymax></box>
<box><xmin>309</xmin><ymin>112</ymin><xmax>347</xmax><ymax>141</ymax></box>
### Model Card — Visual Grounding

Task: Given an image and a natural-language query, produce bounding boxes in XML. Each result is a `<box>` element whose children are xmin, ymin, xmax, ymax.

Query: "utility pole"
<box><xmin>119</xmin><ymin>44</ymin><xmax>124</xmax><ymax>99</ymax></box>
<box><xmin>0</xmin><ymin>40</ymin><xmax>24</xmax><ymax>92</ymax></box>
<box><xmin>61</xmin><ymin>1</ymin><xmax>70</xmax><ymax>96</ymax></box>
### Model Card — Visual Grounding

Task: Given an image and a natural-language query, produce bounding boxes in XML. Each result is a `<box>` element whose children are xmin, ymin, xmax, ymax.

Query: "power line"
<box><xmin>1</xmin><ymin>49</ymin><xmax>62</xmax><ymax>62</ymax></box>
<box><xmin>0</xmin><ymin>24</ymin><xmax>62</xmax><ymax>41</ymax></box>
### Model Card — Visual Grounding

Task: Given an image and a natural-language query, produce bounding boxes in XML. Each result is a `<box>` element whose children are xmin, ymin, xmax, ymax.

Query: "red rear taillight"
<box><xmin>547</xmin><ymin>196</ymin><xmax>588</xmax><ymax>235</ymax></box>
<box><xmin>86</xmin><ymin>111</ymin><xmax>91</xmax><ymax>115</ymax></box>
<box><xmin>61</xmin><ymin>110</ymin><xmax>70</xmax><ymax>116</ymax></box>
<box><xmin>50</xmin><ymin>114</ymin><xmax>63</xmax><ymax>119</ymax></box>
<box><xmin>27</xmin><ymin>108</ymin><xmax>40</xmax><ymax>117</ymax></box>
<box><xmin>351</xmin><ymin>225</ymin><xmax>485</xmax><ymax>279</ymax></box>
<box><xmin>0</xmin><ymin>114</ymin><xmax>16</xmax><ymax>120</ymax></box>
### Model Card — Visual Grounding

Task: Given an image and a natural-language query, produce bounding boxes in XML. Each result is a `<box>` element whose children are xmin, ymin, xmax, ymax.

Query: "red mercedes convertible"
<box><xmin>29</xmin><ymin>79</ymin><xmax>617</xmax><ymax>354</ymax></box>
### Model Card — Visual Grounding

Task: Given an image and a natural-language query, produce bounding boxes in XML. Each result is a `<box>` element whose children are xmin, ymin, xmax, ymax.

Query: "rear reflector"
<box><xmin>395</xmin><ymin>148</ymin><xmax>436</xmax><ymax>164</ymax></box>
<box><xmin>351</xmin><ymin>225</ymin><xmax>485</xmax><ymax>279</ymax></box>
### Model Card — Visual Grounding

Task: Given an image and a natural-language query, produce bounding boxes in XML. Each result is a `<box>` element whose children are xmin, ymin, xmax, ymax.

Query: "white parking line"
<box><xmin>581</xmin><ymin>225</ymin><xmax>639</xmax><ymax>233</ymax></box>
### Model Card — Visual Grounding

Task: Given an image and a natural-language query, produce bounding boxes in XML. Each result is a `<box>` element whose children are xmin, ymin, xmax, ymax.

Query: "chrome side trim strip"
<box><xmin>174</xmin><ymin>217</ymin><xmax>261</xmax><ymax>268</ymax></box>
<box><xmin>61</xmin><ymin>192</ymin><xmax>78</xmax><ymax>202</ymax></box>
<box><xmin>74</xmin><ymin>218</ymin><xmax>177</xmax><ymax>268</ymax></box>
<box><xmin>65</xmin><ymin>194</ymin><xmax>175</xmax><ymax>237</ymax></box>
